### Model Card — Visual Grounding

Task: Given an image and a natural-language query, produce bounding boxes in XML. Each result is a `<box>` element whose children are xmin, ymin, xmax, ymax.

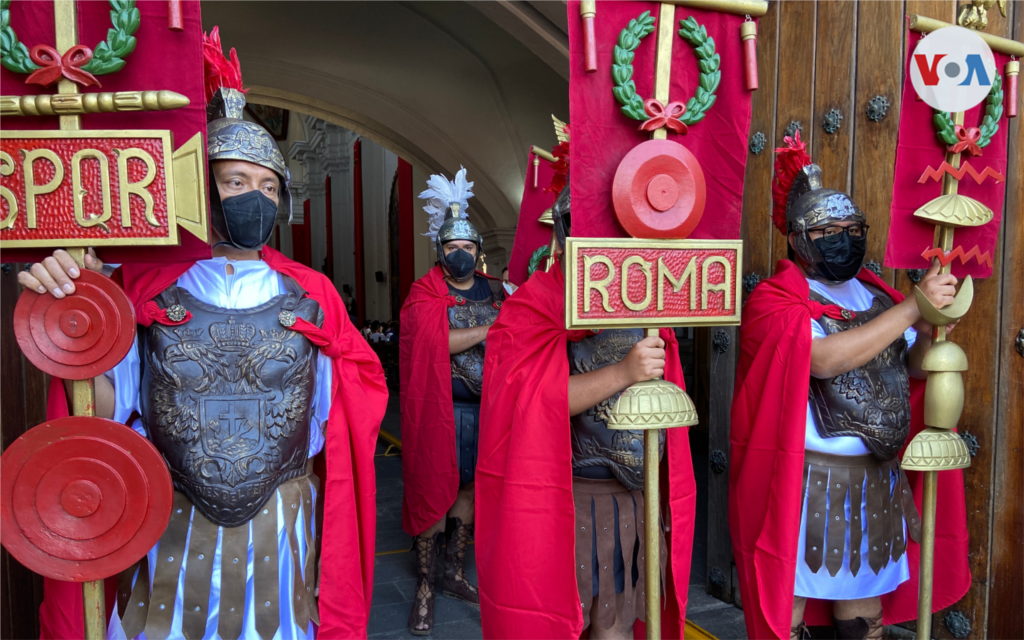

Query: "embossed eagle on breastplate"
<box><xmin>140</xmin><ymin>285</ymin><xmax>320</xmax><ymax>527</ymax></box>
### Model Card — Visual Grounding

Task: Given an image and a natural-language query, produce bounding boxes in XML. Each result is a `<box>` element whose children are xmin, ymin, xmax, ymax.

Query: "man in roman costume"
<box><xmin>729</xmin><ymin>132</ymin><xmax>971</xmax><ymax>639</ymax></box>
<box><xmin>399</xmin><ymin>168</ymin><xmax>505</xmax><ymax>635</ymax></box>
<box><xmin>22</xmin><ymin>30</ymin><xmax>388</xmax><ymax>639</ymax></box>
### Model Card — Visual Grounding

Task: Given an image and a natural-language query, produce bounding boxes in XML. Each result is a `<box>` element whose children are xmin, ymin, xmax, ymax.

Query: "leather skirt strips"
<box><xmin>801</xmin><ymin>451</ymin><xmax>922</xmax><ymax>578</ymax></box>
<box><xmin>573</xmin><ymin>477</ymin><xmax>666</xmax><ymax>631</ymax></box>
<box><xmin>114</xmin><ymin>472</ymin><xmax>320</xmax><ymax>640</ymax></box>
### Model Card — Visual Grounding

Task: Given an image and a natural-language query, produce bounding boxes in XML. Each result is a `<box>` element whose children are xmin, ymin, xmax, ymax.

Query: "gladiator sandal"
<box><xmin>833</xmin><ymin>611</ymin><xmax>883</xmax><ymax>640</ymax></box>
<box><xmin>408</xmin><ymin>532</ymin><xmax>444</xmax><ymax>636</ymax></box>
<box><xmin>790</xmin><ymin>621</ymin><xmax>811</xmax><ymax>640</ymax></box>
<box><xmin>441</xmin><ymin>517</ymin><xmax>480</xmax><ymax>606</ymax></box>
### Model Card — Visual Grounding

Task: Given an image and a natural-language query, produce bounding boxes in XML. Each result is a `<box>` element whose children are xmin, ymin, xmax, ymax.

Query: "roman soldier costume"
<box><xmin>39</xmin><ymin>31</ymin><xmax>388</xmax><ymax>640</ymax></box>
<box><xmin>475</xmin><ymin>181</ymin><xmax>697</xmax><ymax>639</ymax></box>
<box><xmin>399</xmin><ymin>168</ymin><xmax>504</xmax><ymax>634</ymax></box>
<box><xmin>729</xmin><ymin>133</ymin><xmax>970</xmax><ymax>639</ymax></box>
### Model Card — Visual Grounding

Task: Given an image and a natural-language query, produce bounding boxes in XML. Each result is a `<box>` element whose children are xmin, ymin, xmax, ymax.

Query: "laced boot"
<box><xmin>790</xmin><ymin>621</ymin><xmax>811</xmax><ymax>640</ymax></box>
<box><xmin>834</xmin><ymin>611</ymin><xmax>883</xmax><ymax>640</ymax></box>
<box><xmin>441</xmin><ymin>517</ymin><xmax>479</xmax><ymax>606</ymax></box>
<box><xmin>408</xmin><ymin>531</ymin><xmax>444</xmax><ymax>636</ymax></box>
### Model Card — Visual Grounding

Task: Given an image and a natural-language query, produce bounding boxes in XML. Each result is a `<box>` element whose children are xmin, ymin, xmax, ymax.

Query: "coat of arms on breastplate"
<box><xmin>147</xmin><ymin>312</ymin><xmax>314</xmax><ymax>488</ymax></box>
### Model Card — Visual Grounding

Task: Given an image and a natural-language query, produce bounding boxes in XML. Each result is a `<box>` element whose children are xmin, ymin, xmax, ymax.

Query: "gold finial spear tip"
<box><xmin>156</xmin><ymin>90</ymin><xmax>191</xmax><ymax>110</ymax></box>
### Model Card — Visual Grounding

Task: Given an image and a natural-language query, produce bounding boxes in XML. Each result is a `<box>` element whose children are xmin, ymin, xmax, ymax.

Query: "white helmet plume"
<box><xmin>419</xmin><ymin>166</ymin><xmax>474</xmax><ymax>241</ymax></box>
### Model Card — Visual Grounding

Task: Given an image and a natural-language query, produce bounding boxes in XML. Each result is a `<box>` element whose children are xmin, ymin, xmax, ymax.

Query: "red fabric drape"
<box><xmin>398</xmin><ymin>159</ymin><xmax>415</xmax><ymax>304</ymax></box>
<box><xmin>476</xmin><ymin>265</ymin><xmax>695</xmax><ymax>639</ymax></box>
<box><xmin>399</xmin><ymin>266</ymin><xmax>504</xmax><ymax>535</ymax></box>
<box><xmin>729</xmin><ymin>260</ymin><xmax>970</xmax><ymax>639</ymax></box>
<box><xmin>291</xmin><ymin>199</ymin><xmax>312</xmax><ymax>268</ymax></box>
<box><xmin>567</xmin><ymin>1</ymin><xmax>753</xmax><ymax>240</ymax></box>
<box><xmin>39</xmin><ymin>248</ymin><xmax>387</xmax><ymax>638</ymax></box>
<box><xmin>885</xmin><ymin>28</ymin><xmax>1010</xmax><ymax>279</ymax></box>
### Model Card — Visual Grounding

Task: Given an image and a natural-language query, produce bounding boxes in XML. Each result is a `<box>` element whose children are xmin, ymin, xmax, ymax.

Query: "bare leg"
<box><xmin>448</xmin><ymin>482</ymin><xmax>474</xmax><ymax>523</ymax></box>
<box><xmin>588</xmin><ymin>596</ymin><xmax>633</xmax><ymax>640</ymax></box>
<box><xmin>833</xmin><ymin>597</ymin><xmax>883</xmax><ymax>640</ymax></box>
<box><xmin>791</xmin><ymin>596</ymin><xmax>809</xmax><ymax>640</ymax></box>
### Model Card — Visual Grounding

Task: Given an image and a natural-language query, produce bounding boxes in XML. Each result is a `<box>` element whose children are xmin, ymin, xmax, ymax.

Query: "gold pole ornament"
<box><xmin>1</xmin><ymin>90</ymin><xmax>189</xmax><ymax>117</ymax></box>
<box><xmin>657</xmin><ymin>0</ymin><xmax>768</xmax><ymax>18</ymax></box>
<box><xmin>530</xmin><ymin>145</ymin><xmax>556</xmax><ymax>164</ymax></box>
<box><xmin>902</xmin><ymin>109</ymin><xmax>973</xmax><ymax>640</ymax></box>
<box><xmin>908</xmin><ymin>14</ymin><xmax>1024</xmax><ymax>57</ymax></box>
<box><xmin>606</xmin><ymin>328</ymin><xmax>698</xmax><ymax>640</ymax></box>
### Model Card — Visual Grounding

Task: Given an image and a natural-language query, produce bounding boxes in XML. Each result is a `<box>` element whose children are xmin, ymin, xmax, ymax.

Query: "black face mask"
<box><xmin>212</xmin><ymin>190</ymin><xmax>279</xmax><ymax>250</ymax></box>
<box><xmin>444</xmin><ymin>248</ymin><xmax>476</xmax><ymax>282</ymax></box>
<box><xmin>812</xmin><ymin>232</ymin><xmax>866</xmax><ymax>282</ymax></box>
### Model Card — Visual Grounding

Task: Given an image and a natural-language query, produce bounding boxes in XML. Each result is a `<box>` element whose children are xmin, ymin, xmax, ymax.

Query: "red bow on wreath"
<box><xmin>26</xmin><ymin>44</ymin><xmax>101</xmax><ymax>88</ymax></box>
<box><xmin>639</xmin><ymin>99</ymin><xmax>688</xmax><ymax>135</ymax></box>
<box><xmin>948</xmin><ymin>125</ymin><xmax>983</xmax><ymax>157</ymax></box>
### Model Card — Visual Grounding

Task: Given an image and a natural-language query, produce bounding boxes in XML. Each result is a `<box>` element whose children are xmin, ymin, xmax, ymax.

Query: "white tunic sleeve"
<box><xmin>307</xmin><ymin>352</ymin><xmax>332</xmax><ymax>457</ymax></box>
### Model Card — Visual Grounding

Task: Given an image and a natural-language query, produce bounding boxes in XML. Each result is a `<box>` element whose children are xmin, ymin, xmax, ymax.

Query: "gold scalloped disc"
<box><xmin>607</xmin><ymin>379</ymin><xmax>698</xmax><ymax>431</ymax></box>
<box><xmin>914</xmin><ymin>194</ymin><xmax>993</xmax><ymax>228</ymax></box>
<box><xmin>902</xmin><ymin>428</ymin><xmax>971</xmax><ymax>471</ymax></box>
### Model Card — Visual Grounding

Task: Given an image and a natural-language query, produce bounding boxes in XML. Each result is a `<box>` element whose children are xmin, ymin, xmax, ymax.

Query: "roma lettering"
<box><xmin>567</xmin><ymin>238</ymin><xmax>743</xmax><ymax>329</ymax></box>
<box><xmin>583</xmin><ymin>252</ymin><xmax>731</xmax><ymax>313</ymax></box>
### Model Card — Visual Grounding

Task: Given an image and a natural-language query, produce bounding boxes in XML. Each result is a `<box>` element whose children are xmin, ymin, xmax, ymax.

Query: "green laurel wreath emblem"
<box><xmin>611</xmin><ymin>12</ymin><xmax>721</xmax><ymax>126</ymax></box>
<box><xmin>527</xmin><ymin>244</ymin><xmax>550</xmax><ymax>277</ymax></box>
<box><xmin>1</xmin><ymin>0</ymin><xmax>140</xmax><ymax>76</ymax></box>
<box><xmin>932</xmin><ymin>74</ymin><xmax>1003</xmax><ymax>149</ymax></box>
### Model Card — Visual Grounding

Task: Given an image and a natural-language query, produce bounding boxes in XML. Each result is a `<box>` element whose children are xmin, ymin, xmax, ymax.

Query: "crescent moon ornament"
<box><xmin>0</xmin><ymin>417</ymin><xmax>172</xmax><ymax>582</ymax></box>
<box><xmin>14</xmin><ymin>270</ymin><xmax>136</xmax><ymax>380</ymax></box>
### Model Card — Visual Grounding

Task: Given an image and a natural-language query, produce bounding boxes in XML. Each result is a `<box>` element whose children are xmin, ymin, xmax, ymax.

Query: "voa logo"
<box><xmin>910</xmin><ymin>26</ymin><xmax>996</xmax><ymax>113</ymax></box>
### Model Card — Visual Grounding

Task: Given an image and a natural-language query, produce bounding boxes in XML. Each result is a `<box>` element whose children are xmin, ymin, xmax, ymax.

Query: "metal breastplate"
<box><xmin>448</xmin><ymin>290</ymin><xmax>501</xmax><ymax>398</ymax></box>
<box><xmin>568</xmin><ymin>329</ymin><xmax>664</xmax><ymax>491</ymax></box>
<box><xmin>140</xmin><ymin>279</ymin><xmax>322</xmax><ymax>527</ymax></box>
<box><xmin>807</xmin><ymin>285</ymin><xmax>911</xmax><ymax>460</ymax></box>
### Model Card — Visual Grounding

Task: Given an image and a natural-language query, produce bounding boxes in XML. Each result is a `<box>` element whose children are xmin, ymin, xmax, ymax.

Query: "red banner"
<box><xmin>885</xmin><ymin>27</ymin><xmax>1010</xmax><ymax>279</ymax></box>
<box><xmin>568</xmin><ymin>1</ymin><xmax>753</xmax><ymax>240</ymax></box>
<box><xmin>565</xmin><ymin>238</ymin><xmax>741</xmax><ymax>329</ymax></box>
<box><xmin>508</xmin><ymin>149</ymin><xmax>557</xmax><ymax>286</ymax></box>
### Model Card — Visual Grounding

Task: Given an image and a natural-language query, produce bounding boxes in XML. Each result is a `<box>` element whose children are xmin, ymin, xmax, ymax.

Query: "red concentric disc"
<box><xmin>14</xmin><ymin>269</ymin><xmax>136</xmax><ymax>380</ymax></box>
<box><xmin>612</xmin><ymin>139</ymin><xmax>707</xmax><ymax>239</ymax></box>
<box><xmin>0</xmin><ymin>417</ymin><xmax>172</xmax><ymax>582</ymax></box>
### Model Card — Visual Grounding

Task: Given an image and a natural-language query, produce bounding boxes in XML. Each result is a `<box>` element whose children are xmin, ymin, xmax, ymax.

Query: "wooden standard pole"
<box><xmin>913</xmin><ymin>111</ymin><xmax>965</xmax><ymax>640</ymax></box>
<box><xmin>54</xmin><ymin>2</ymin><xmax>106</xmax><ymax>636</ymax></box>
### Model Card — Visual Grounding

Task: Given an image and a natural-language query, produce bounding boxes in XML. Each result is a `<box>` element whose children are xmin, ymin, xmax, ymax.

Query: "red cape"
<box><xmin>476</xmin><ymin>264</ymin><xmax>696</xmax><ymax>639</ymax></box>
<box><xmin>728</xmin><ymin>260</ymin><xmax>970</xmax><ymax>639</ymax></box>
<box><xmin>38</xmin><ymin>247</ymin><xmax>387</xmax><ymax>639</ymax></box>
<box><xmin>399</xmin><ymin>266</ymin><xmax>502</xmax><ymax>535</ymax></box>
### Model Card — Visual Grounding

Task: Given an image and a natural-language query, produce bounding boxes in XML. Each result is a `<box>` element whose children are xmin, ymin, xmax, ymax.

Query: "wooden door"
<box><xmin>0</xmin><ymin>264</ymin><xmax>48</xmax><ymax>640</ymax></box>
<box><xmin>699</xmin><ymin>1</ymin><xmax>1024</xmax><ymax>636</ymax></box>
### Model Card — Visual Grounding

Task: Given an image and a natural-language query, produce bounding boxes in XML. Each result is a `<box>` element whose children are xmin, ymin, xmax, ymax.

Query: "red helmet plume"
<box><xmin>545</xmin><ymin>123</ymin><xmax>570</xmax><ymax>195</ymax></box>
<box><xmin>202</xmin><ymin>26</ymin><xmax>245</xmax><ymax>104</ymax></box>
<box><xmin>771</xmin><ymin>130</ymin><xmax>812</xmax><ymax>233</ymax></box>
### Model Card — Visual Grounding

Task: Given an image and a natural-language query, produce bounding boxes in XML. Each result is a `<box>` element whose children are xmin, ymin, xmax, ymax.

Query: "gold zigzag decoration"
<box><xmin>917</xmin><ymin>161</ymin><xmax>1005</xmax><ymax>184</ymax></box>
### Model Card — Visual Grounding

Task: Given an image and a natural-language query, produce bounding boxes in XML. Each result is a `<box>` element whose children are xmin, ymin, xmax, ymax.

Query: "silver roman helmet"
<box><xmin>774</xmin><ymin>132</ymin><xmax>868</xmax><ymax>284</ymax></box>
<box><xmin>204</xmin><ymin>28</ymin><xmax>292</xmax><ymax>249</ymax></box>
<box><xmin>421</xmin><ymin>167</ymin><xmax>482</xmax><ymax>282</ymax></box>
